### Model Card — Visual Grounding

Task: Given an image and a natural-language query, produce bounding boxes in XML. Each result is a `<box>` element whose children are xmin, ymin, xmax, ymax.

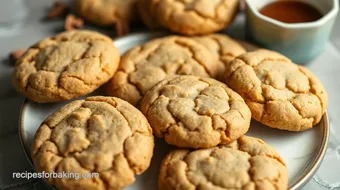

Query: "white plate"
<box><xmin>18</xmin><ymin>32</ymin><xmax>329</xmax><ymax>190</ymax></box>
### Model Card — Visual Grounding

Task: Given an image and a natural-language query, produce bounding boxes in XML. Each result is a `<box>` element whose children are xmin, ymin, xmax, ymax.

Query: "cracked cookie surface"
<box><xmin>31</xmin><ymin>96</ymin><xmax>154</xmax><ymax>190</ymax></box>
<box><xmin>151</xmin><ymin>0</ymin><xmax>239</xmax><ymax>35</ymax></box>
<box><xmin>106</xmin><ymin>36</ymin><xmax>219</xmax><ymax>106</ymax></box>
<box><xmin>193</xmin><ymin>34</ymin><xmax>246</xmax><ymax>81</ymax></box>
<box><xmin>141</xmin><ymin>75</ymin><xmax>251</xmax><ymax>148</ymax></box>
<box><xmin>75</xmin><ymin>0</ymin><xmax>137</xmax><ymax>26</ymax></box>
<box><xmin>159</xmin><ymin>135</ymin><xmax>288</xmax><ymax>190</ymax></box>
<box><xmin>12</xmin><ymin>30</ymin><xmax>120</xmax><ymax>103</ymax></box>
<box><xmin>225</xmin><ymin>49</ymin><xmax>328</xmax><ymax>131</ymax></box>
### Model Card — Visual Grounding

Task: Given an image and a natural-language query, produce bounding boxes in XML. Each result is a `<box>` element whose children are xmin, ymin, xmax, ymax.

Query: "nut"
<box><xmin>64</xmin><ymin>14</ymin><xmax>84</xmax><ymax>31</ymax></box>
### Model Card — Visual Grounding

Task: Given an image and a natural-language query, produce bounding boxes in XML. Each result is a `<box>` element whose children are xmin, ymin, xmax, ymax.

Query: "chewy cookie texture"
<box><xmin>225</xmin><ymin>49</ymin><xmax>328</xmax><ymax>131</ymax></box>
<box><xmin>31</xmin><ymin>96</ymin><xmax>154</xmax><ymax>190</ymax></box>
<box><xmin>159</xmin><ymin>136</ymin><xmax>288</xmax><ymax>190</ymax></box>
<box><xmin>106</xmin><ymin>36</ymin><xmax>220</xmax><ymax>106</ymax></box>
<box><xmin>193</xmin><ymin>34</ymin><xmax>247</xmax><ymax>81</ymax></box>
<box><xmin>141</xmin><ymin>75</ymin><xmax>251</xmax><ymax>148</ymax></box>
<box><xmin>12</xmin><ymin>30</ymin><xmax>120</xmax><ymax>103</ymax></box>
<box><xmin>21</xmin><ymin>25</ymin><xmax>327</xmax><ymax>189</ymax></box>
<box><xmin>150</xmin><ymin>0</ymin><xmax>240</xmax><ymax>35</ymax></box>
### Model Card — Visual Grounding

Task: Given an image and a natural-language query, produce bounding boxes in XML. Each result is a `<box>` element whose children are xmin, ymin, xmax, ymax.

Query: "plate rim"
<box><xmin>17</xmin><ymin>32</ymin><xmax>330</xmax><ymax>190</ymax></box>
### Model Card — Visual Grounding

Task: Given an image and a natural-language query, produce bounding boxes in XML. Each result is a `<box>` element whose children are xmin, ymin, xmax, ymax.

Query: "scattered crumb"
<box><xmin>47</xmin><ymin>1</ymin><xmax>69</xmax><ymax>20</ymax></box>
<box><xmin>64</xmin><ymin>14</ymin><xmax>84</xmax><ymax>31</ymax></box>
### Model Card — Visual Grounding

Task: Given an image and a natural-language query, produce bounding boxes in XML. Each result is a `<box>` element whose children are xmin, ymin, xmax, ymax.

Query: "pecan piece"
<box><xmin>47</xmin><ymin>1</ymin><xmax>69</xmax><ymax>20</ymax></box>
<box><xmin>64</xmin><ymin>14</ymin><xmax>84</xmax><ymax>31</ymax></box>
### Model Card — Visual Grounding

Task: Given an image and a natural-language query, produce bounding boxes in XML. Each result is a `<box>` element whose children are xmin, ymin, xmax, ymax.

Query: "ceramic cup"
<box><xmin>245</xmin><ymin>0</ymin><xmax>339</xmax><ymax>64</ymax></box>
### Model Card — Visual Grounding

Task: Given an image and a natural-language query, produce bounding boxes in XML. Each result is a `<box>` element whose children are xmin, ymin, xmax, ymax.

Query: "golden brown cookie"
<box><xmin>106</xmin><ymin>36</ymin><xmax>219</xmax><ymax>106</ymax></box>
<box><xmin>225</xmin><ymin>49</ymin><xmax>328</xmax><ymax>131</ymax></box>
<box><xmin>32</xmin><ymin>96</ymin><xmax>154</xmax><ymax>190</ymax></box>
<box><xmin>150</xmin><ymin>0</ymin><xmax>240</xmax><ymax>35</ymax></box>
<box><xmin>193</xmin><ymin>34</ymin><xmax>246</xmax><ymax>81</ymax></box>
<box><xmin>12</xmin><ymin>30</ymin><xmax>120</xmax><ymax>103</ymax></box>
<box><xmin>75</xmin><ymin>0</ymin><xmax>137</xmax><ymax>26</ymax></box>
<box><xmin>141</xmin><ymin>75</ymin><xmax>251</xmax><ymax>148</ymax></box>
<box><xmin>159</xmin><ymin>135</ymin><xmax>288</xmax><ymax>190</ymax></box>
<box><xmin>138</xmin><ymin>0</ymin><xmax>164</xmax><ymax>30</ymax></box>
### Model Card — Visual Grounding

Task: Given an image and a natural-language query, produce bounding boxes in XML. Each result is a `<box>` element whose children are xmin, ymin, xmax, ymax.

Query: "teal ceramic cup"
<box><xmin>245</xmin><ymin>0</ymin><xmax>339</xmax><ymax>64</ymax></box>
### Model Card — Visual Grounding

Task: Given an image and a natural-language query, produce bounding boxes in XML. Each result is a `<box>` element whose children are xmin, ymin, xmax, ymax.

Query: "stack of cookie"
<box><xmin>11</xmin><ymin>30</ymin><xmax>328</xmax><ymax>190</ymax></box>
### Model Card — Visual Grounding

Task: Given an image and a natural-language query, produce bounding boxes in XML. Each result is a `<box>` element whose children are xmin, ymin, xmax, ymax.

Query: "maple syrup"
<box><xmin>259</xmin><ymin>1</ymin><xmax>323</xmax><ymax>23</ymax></box>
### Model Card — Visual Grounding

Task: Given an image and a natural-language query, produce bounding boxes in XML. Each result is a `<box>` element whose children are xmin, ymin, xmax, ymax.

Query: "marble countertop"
<box><xmin>0</xmin><ymin>0</ymin><xmax>340</xmax><ymax>189</ymax></box>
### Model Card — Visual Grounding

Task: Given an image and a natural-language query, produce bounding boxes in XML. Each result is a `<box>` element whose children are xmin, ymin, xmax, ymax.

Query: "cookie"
<box><xmin>151</xmin><ymin>0</ymin><xmax>240</xmax><ymax>35</ymax></box>
<box><xmin>31</xmin><ymin>96</ymin><xmax>154</xmax><ymax>190</ymax></box>
<box><xmin>12</xmin><ymin>30</ymin><xmax>120</xmax><ymax>103</ymax></box>
<box><xmin>75</xmin><ymin>0</ymin><xmax>137</xmax><ymax>26</ymax></box>
<box><xmin>225</xmin><ymin>49</ymin><xmax>328</xmax><ymax>131</ymax></box>
<box><xmin>138</xmin><ymin>0</ymin><xmax>164</xmax><ymax>30</ymax></box>
<box><xmin>106</xmin><ymin>36</ymin><xmax>219</xmax><ymax>106</ymax></box>
<box><xmin>141</xmin><ymin>75</ymin><xmax>251</xmax><ymax>148</ymax></box>
<box><xmin>193</xmin><ymin>34</ymin><xmax>246</xmax><ymax>81</ymax></box>
<box><xmin>159</xmin><ymin>135</ymin><xmax>288</xmax><ymax>190</ymax></box>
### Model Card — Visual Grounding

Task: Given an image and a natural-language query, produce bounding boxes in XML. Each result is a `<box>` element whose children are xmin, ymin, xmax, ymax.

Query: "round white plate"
<box><xmin>19</xmin><ymin>32</ymin><xmax>329</xmax><ymax>190</ymax></box>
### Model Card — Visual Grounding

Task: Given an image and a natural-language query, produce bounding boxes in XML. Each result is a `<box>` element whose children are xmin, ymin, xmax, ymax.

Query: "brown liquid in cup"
<box><xmin>259</xmin><ymin>0</ymin><xmax>323</xmax><ymax>23</ymax></box>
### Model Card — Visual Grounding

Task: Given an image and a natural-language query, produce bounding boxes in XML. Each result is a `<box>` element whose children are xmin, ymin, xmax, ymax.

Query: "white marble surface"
<box><xmin>0</xmin><ymin>0</ymin><xmax>339</xmax><ymax>189</ymax></box>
